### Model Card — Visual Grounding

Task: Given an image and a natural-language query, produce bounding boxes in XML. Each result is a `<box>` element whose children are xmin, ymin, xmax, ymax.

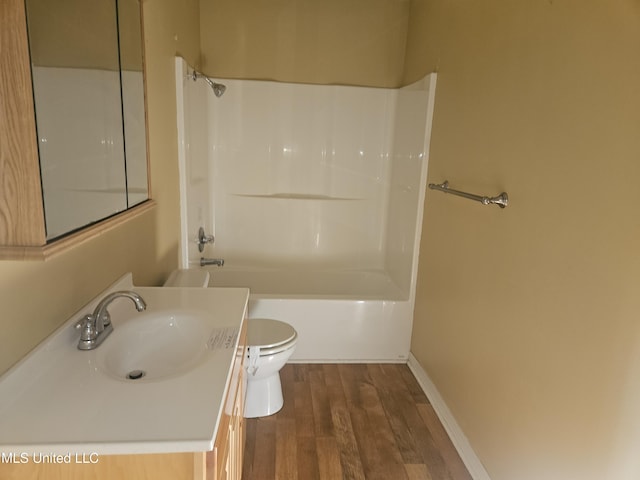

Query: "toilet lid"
<box><xmin>247</xmin><ymin>318</ymin><xmax>297</xmax><ymax>350</ymax></box>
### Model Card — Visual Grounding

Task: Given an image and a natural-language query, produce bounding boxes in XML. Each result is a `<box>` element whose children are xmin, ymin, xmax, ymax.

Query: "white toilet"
<box><xmin>244</xmin><ymin>318</ymin><xmax>297</xmax><ymax>418</ymax></box>
<box><xmin>163</xmin><ymin>270</ymin><xmax>297</xmax><ymax>418</ymax></box>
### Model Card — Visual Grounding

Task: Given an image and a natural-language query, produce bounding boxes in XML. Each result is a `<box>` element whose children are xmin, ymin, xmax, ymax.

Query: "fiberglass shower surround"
<box><xmin>176</xmin><ymin>58</ymin><xmax>434</xmax><ymax>294</ymax></box>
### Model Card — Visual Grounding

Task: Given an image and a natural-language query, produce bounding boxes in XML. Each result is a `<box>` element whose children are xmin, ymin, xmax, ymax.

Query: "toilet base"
<box><xmin>244</xmin><ymin>373</ymin><xmax>284</xmax><ymax>418</ymax></box>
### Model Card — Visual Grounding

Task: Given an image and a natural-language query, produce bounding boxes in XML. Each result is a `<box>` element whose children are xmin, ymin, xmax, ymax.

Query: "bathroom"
<box><xmin>1</xmin><ymin>1</ymin><xmax>640</xmax><ymax>480</ymax></box>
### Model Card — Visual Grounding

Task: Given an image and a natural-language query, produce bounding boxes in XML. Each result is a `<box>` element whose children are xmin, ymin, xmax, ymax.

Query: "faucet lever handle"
<box><xmin>75</xmin><ymin>314</ymin><xmax>97</xmax><ymax>341</ymax></box>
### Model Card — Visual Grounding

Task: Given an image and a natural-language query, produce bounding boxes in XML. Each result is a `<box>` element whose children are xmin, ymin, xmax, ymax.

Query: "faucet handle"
<box><xmin>197</xmin><ymin>227</ymin><xmax>215</xmax><ymax>252</ymax></box>
<box><xmin>75</xmin><ymin>314</ymin><xmax>97</xmax><ymax>342</ymax></box>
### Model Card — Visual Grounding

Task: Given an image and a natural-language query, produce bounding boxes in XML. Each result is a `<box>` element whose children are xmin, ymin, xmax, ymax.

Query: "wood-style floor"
<box><xmin>242</xmin><ymin>364</ymin><xmax>472</xmax><ymax>480</ymax></box>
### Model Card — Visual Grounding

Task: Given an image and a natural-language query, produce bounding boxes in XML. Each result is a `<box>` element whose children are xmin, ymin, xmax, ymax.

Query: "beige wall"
<box><xmin>142</xmin><ymin>0</ymin><xmax>201</xmax><ymax>272</ymax></box>
<box><xmin>408</xmin><ymin>1</ymin><xmax>640</xmax><ymax>479</ymax></box>
<box><xmin>0</xmin><ymin>0</ymin><xmax>200</xmax><ymax>376</ymax></box>
<box><xmin>199</xmin><ymin>0</ymin><xmax>410</xmax><ymax>88</ymax></box>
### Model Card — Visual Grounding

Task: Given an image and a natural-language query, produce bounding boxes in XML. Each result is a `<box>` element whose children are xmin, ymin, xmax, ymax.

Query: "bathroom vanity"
<box><xmin>0</xmin><ymin>274</ymin><xmax>249</xmax><ymax>480</ymax></box>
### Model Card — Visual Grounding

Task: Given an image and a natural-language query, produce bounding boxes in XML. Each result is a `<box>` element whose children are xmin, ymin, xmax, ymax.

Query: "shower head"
<box><xmin>211</xmin><ymin>81</ymin><xmax>226</xmax><ymax>98</ymax></box>
<box><xmin>188</xmin><ymin>70</ymin><xmax>226</xmax><ymax>98</ymax></box>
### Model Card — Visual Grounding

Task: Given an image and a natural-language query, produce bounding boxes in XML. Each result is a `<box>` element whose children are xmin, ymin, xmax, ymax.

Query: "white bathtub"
<box><xmin>205</xmin><ymin>266</ymin><xmax>414</xmax><ymax>362</ymax></box>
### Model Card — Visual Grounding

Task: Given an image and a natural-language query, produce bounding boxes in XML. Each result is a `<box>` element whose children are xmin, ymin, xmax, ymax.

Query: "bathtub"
<box><xmin>204</xmin><ymin>266</ymin><xmax>414</xmax><ymax>362</ymax></box>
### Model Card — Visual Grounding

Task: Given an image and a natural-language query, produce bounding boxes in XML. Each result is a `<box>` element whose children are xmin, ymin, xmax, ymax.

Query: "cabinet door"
<box><xmin>212</xmin><ymin>319</ymin><xmax>247</xmax><ymax>480</ymax></box>
<box><xmin>0</xmin><ymin>0</ymin><xmax>152</xmax><ymax>260</ymax></box>
<box><xmin>0</xmin><ymin>0</ymin><xmax>45</xmax><ymax>247</ymax></box>
<box><xmin>26</xmin><ymin>0</ymin><xmax>127</xmax><ymax>240</ymax></box>
<box><xmin>230</xmin><ymin>379</ymin><xmax>245</xmax><ymax>479</ymax></box>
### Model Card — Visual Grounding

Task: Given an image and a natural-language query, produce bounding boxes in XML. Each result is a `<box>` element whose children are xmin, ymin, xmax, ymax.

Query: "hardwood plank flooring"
<box><xmin>242</xmin><ymin>364</ymin><xmax>472</xmax><ymax>480</ymax></box>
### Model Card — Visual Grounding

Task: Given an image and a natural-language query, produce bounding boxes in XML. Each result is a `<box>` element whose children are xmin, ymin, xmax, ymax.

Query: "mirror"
<box><xmin>24</xmin><ymin>0</ymin><xmax>148</xmax><ymax>241</ymax></box>
<box><xmin>118</xmin><ymin>0</ymin><xmax>149</xmax><ymax>208</ymax></box>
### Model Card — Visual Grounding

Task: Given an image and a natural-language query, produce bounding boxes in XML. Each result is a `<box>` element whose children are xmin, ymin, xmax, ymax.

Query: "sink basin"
<box><xmin>0</xmin><ymin>273</ymin><xmax>250</xmax><ymax>456</ymax></box>
<box><xmin>96</xmin><ymin>309</ymin><xmax>211</xmax><ymax>382</ymax></box>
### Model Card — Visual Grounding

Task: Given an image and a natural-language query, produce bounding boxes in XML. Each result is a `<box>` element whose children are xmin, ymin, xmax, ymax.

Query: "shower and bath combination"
<box><xmin>175</xmin><ymin>57</ymin><xmax>438</xmax><ymax>362</ymax></box>
<box><xmin>188</xmin><ymin>69</ymin><xmax>226</xmax><ymax>97</ymax></box>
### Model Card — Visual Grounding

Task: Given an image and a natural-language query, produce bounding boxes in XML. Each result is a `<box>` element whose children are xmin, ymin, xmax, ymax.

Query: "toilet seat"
<box><xmin>247</xmin><ymin>318</ymin><xmax>297</xmax><ymax>356</ymax></box>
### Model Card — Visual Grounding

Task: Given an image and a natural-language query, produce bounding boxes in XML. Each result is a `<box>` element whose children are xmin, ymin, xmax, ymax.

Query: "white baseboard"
<box><xmin>407</xmin><ymin>353</ymin><xmax>492</xmax><ymax>480</ymax></box>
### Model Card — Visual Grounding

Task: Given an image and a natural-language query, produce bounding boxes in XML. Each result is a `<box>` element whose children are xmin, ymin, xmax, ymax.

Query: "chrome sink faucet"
<box><xmin>75</xmin><ymin>290</ymin><xmax>147</xmax><ymax>350</ymax></box>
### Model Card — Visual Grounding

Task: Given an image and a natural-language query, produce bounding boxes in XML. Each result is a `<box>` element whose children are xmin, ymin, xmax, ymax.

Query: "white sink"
<box><xmin>96</xmin><ymin>310</ymin><xmax>211</xmax><ymax>382</ymax></box>
<box><xmin>0</xmin><ymin>273</ymin><xmax>249</xmax><ymax>456</ymax></box>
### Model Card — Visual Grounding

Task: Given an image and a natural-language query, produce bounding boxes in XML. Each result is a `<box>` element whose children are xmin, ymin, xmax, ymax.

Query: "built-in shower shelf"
<box><xmin>231</xmin><ymin>193</ymin><xmax>362</xmax><ymax>201</ymax></box>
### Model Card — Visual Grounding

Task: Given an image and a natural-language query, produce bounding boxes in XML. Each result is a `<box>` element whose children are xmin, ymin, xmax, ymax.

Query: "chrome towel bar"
<box><xmin>428</xmin><ymin>180</ymin><xmax>509</xmax><ymax>208</ymax></box>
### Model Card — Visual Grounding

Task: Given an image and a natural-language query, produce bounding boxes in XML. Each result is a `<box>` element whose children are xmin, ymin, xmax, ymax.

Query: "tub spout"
<box><xmin>201</xmin><ymin>257</ymin><xmax>224</xmax><ymax>267</ymax></box>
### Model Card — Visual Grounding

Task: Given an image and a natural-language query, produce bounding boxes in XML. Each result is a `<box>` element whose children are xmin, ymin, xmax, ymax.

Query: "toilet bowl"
<box><xmin>244</xmin><ymin>318</ymin><xmax>297</xmax><ymax>418</ymax></box>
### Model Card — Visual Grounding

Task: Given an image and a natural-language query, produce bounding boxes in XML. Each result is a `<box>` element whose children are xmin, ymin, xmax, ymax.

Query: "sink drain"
<box><xmin>126</xmin><ymin>370</ymin><xmax>146</xmax><ymax>380</ymax></box>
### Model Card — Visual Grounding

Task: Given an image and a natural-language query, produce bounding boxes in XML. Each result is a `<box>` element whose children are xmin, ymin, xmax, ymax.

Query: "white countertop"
<box><xmin>0</xmin><ymin>273</ymin><xmax>249</xmax><ymax>456</ymax></box>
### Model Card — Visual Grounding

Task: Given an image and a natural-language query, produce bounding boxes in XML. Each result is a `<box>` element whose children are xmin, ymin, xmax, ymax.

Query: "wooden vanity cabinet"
<box><xmin>198</xmin><ymin>318</ymin><xmax>247</xmax><ymax>480</ymax></box>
